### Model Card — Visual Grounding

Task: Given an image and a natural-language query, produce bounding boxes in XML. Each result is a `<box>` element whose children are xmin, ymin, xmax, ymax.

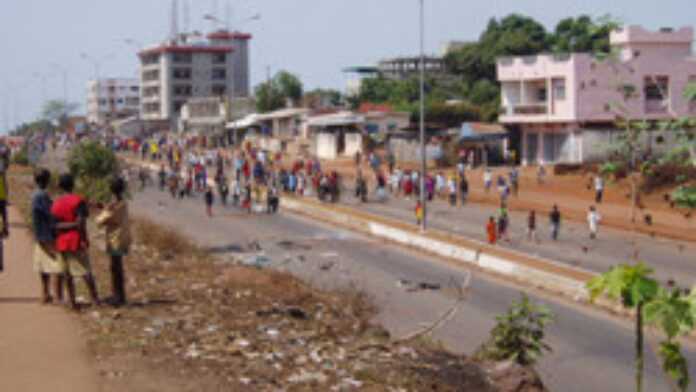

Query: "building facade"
<box><xmin>138</xmin><ymin>30</ymin><xmax>251</xmax><ymax>125</ymax></box>
<box><xmin>86</xmin><ymin>78</ymin><xmax>140</xmax><ymax>125</ymax></box>
<box><xmin>497</xmin><ymin>25</ymin><xmax>696</xmax><ymax>165</ymax></box>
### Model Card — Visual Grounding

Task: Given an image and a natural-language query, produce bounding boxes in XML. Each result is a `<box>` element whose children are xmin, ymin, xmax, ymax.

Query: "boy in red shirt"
<box><xmin>51</xmin><ymin>174</ymin><xmax>100</xmax><ymax>310</ymax></box>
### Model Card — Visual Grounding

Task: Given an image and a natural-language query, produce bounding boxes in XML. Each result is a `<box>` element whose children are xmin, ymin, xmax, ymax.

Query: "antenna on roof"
<box><xmin>170</xmin><ymin>0</ymin><xmax>180</xmax><ymax>42</ymax></box>
<box><xmin>225</xmin><ymin>0</ymin><xmax>232</xmax><ymax>31</ymax></box>
<box><xmin>183</xmin><ymin>0</ymin><xmax>190</xmax><ymax>35</ymax></box>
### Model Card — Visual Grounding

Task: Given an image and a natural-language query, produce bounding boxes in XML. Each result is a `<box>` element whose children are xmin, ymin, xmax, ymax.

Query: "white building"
<box><xmin>138</xmin><ymin>30</ymin><xmax>251</xmax><ymax>126</ymax></box>
<box><xmin>86</xmin><ymin>78</ymin><xmax>140</xmax><ymax>125</ymax></box>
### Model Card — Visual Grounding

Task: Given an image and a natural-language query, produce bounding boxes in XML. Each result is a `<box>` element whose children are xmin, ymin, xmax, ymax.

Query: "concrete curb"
<box><xmin>279</xmin><ymin>197</ymin><xmax>594</xmax><ymax>302</ymax></box>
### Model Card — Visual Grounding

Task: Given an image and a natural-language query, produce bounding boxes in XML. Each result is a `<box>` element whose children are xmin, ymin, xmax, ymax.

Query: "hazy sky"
<box><xmin>1</xmin><ymin>0</ymin><xmax>694</xmax><ymax>132</ymax></box>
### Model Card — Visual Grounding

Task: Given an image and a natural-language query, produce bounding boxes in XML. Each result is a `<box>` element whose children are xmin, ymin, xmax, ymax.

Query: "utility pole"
<box><xmin>418</xmin><ymin>0</ymin><xmax>427</xmax><ymax>232</ymax></box>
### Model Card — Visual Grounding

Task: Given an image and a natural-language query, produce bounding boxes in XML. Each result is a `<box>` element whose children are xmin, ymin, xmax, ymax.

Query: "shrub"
<box><xmin>475</xmin><ymin>295</ymin><xmax>553</xmax><ymax>366</ymax></box>
<box><xmin>641</xmin><ymin>164</ymin><xmax>696</xmax><ymax>193</ymax></box>
<box><xmin>672</xmin><ymin>186</ymin><xmax>696</xmax><ymax>210</ymax></box>
<box><xmin>67</xmin><ymin>141</ymin><xmax>120</xmax><ymax>203</ymax></box>
<box><xmin>11</xmin><ymin>145</ymin><xmax>30</xmax><ymax>166</ymax></box>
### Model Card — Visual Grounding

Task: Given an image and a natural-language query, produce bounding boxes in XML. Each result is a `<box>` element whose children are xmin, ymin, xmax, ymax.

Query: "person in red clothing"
<box><xmin>486</xmin><ymin>216</ymin><xmax>497</xmax><ymax>245</ymax></box>
<box><xmin>51</xmin><ymin>174</ymin><xmax>100</xmax><ymax>310</ymax></box>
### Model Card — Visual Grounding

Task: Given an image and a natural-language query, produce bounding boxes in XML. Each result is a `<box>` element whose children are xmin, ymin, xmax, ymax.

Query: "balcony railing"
<box><xmin>512</xmin><ymin>104</ymin><xmax>548</xmax><ymax>115</ymax></box>
<box><xmin>645</xmin><ymin>99</ymin><xmax>669</xmax><ymax>114</ymax></box>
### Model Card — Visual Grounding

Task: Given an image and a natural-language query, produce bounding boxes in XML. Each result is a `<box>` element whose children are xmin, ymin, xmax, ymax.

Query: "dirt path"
<box><xmin>0</xmin><ymin>207</ymin><xmax>99</xmax><ymax>392</ymax></box>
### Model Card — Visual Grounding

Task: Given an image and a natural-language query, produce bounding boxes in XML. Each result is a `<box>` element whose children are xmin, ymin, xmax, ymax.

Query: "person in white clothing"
<box><xmin>594</xmin><ymin>176</ymin><xmax>604</xmax><ymax>204</ymax></box>
<box><xmin>587</xmin><ymin>206</ymin><xmax>601</xmax><ymax>239</ymax></box>
<box><xmin>483</xmin><ymin>169</ymin><xmax>492</xmax><ymax>193</ymax></box>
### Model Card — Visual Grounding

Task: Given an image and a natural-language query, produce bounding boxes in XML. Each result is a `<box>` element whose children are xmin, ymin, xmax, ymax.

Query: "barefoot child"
<box><xmin>31</xmin><ymin>169</ymin><xmax>65</xmax><ymax>303</ymax></box>
<box><xmin>95</xmin><ymin>178</ymin><xmax>131</xmax><ymax>306</ymax></box>
<box><xmin>486</xmin><ymin>216</ymin><xmax>497</xmax><ymax>245</ymax></box>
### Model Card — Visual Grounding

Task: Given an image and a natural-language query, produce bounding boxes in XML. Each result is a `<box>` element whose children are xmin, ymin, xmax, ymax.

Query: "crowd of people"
<box><xmin>118</xmin><ymin>136</ymin><xmax>607</xmax><ymax>248</ymax></box>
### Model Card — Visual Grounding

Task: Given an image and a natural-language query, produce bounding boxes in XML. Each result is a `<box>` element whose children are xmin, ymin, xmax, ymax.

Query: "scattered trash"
<box><xmin>243</xmin><ymin>255</ymin><xmax>272</xmax><ymax>268</ymax></box>
<box><xmin>319</xmin><ymin>261</ymin><xmax>336</xmax><ymax>271</ymax></box>
<box><xmin>397</xmin><ymin>279</ymin><xmax>441</xmax><ymax>292</ymax></box>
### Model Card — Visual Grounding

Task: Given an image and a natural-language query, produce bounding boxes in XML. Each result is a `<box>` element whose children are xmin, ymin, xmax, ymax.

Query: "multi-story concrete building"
<box><xmin>497</xmin><ymin>25</ymin><xmax>696</xmax><ymax>165</ymax></box>
<box><xmin>138</xmin><ymin>29</ymin><xmax>251</xmax><ymax>127</ymax></box>
<box><xmin>86</xmin><ymin>78</ymin><xmax>140</xmax><ymax>125</ymax></box>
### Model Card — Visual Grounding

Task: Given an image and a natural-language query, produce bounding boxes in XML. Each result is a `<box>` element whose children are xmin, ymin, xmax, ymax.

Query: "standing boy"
<box><xmin>587</xmin><ymin>206</ymin><xmax>602</xmax><ymax>239</ymax></box>
<box><xmin>51</xmin><ymin>174</ymin><xmax>100</xmax><ymax>310</ymax></box>
<box><xmin>31</xmin><ymin>169</ymin><xmax>65</xmax><ymax>303</ymax></box>
<box><xmin>549</xmin><ymin>205</ymin><xmax>561</xmax><ymax>240</ymax></box>
<box><xmin>594</xmin><ymin>175</ymin><xmax>604</xmax><ymax>204</ymax></box>
<box><xmin>95</xmin><ymin>177</ymin><xmax>131</xmax><ymax>306</ymax></box>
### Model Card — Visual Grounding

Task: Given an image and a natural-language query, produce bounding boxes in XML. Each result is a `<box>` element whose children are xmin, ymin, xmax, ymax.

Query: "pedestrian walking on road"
<box><xmin>267</xmin><ymin>186</ymin><xmax>279</xmax><ymax>214</ymax></box>
<box><xmin>594</xmin><ymin>175</ymin><xmax>604</xmax><ymax>204</ymax></box>
<box><xmin>497</xmin><ymin>205</ymin><xmax>510</xmax><ymax>242</ymax></box>
<box><xmin>158</xmin><ymin>164</ymin><xmax>167</xmax><ymax>191</ymax></box>
<box><xmin>588</xmin><ymin>206</ymin><xmax>602</xmax><ymax>239</ymax></box>
<box><xmin>527</xmin><ymin>210</ymin><xmax>538</xmax><ymax>242</ymax></box>
<box><xmin>459</xmin><ymin>175</ymin><xmax>469</xmax><ymax>206</ymax></box>
<box><xmin>51</xmin><ymin>174</ymin><xmax>100</xmax><ymax>310</ymax></box>
<box><xmin>204</xmin><ymin>186</ymin><xmax>214</xmax><ymax>217</ymax></box>
<box><xmin>509</xmin><ymin>167</ymin><xmax>519</xmax><ymax>197</ymax></box>
<box><xmin>95</xmin><ymin>177</ymin><xmax>131</xmax><ymax>306</ymax></box>
<box><xmin>537</xmin><ymin>165</ymin><xmax>546</xmax><ymax>185</ymax></box>
<box><xmin>549</xmin><ymin>205</ymin><xmax>561</xmax><ymax>240</ymax></box>
<box><xmin>0</xmin><ymin>148</ymin><xmax>8</xmax><ymax>239</ymax></box>
<box><xmin>486</xmin><ymin>216</ymin><xmax>497</xmax><ymax>245</ymax></box>
<box><xmin>415</xmin><ymin>201</ymin><xmax>424</xmax><ymax>227</ymax></box>
<box><xmin>448</xmin><ymin>175</ymin><xmax>457</xmax><ymax>207</ymax></box>
<box><xmin>483</xmin><ymin>168</ymin><xmax>492</xmax><ymax>194</ymax></box>
<box><xmin>31</xmin><ymin>169</ymin><xmax>65</xmax><ymax>303</ymax></box>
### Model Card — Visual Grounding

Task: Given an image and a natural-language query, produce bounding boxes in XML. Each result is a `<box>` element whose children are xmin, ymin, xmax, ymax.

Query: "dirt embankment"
<box><xmin>7</xmin><ymin>165</ymin><xmax>546</xmax><ymax>392</ymax></box>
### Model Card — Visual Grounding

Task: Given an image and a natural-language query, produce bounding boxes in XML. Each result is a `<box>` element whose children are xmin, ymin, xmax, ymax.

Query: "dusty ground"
<box><xmin>7</xmin><ymin>165</ymin><xmax>545</xmax><ymax>391</ymax></box>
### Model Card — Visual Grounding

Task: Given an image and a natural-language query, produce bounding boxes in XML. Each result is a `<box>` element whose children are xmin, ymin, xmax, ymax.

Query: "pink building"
<box><xmin>497</xmin><ymin>26</ymin><xmax>696</xmax><ymax>165</ymax></box>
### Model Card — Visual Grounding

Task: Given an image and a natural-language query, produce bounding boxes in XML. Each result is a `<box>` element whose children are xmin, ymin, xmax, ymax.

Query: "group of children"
<box><xmin>30</xmin><ymin>169</ymin><xmax>131</xmax><ymax>309</ymax></box>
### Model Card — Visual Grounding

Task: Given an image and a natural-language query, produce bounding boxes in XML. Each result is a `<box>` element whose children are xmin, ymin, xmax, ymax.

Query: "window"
<box><xmin>212</xmin><ymin>68</ymin><xmax>227</xmax><ymax>80</ymax></box>
<box><xmin>130</xmin><ymin>86</ymin><xmax>139</xmax><ymax>93</ymax></box>
<box><xmin>213</xmin><ymin>53</ymin><xmax>226</xmax><ymax>64</ymax></box>
<box><xmin>99</xmin><ymin>99</ymin><xmax>106</xmax><ymax>105</ymax></box>
<box><xmin>126</xmin><ymin>97</ymin><xmax>139</xmax><ymax>106</ymax></box>
<box><xmin>143</xmin><ymin>102</ymin><xmax>160</xmax><ymax>114</ymax></box>
<box><xmin>117</xmin><ymin>98</ymin><xmax>124</xmax><ymax>104</ymax></box>
<box><xmin>173</xmin><ymin>85</ymin><xmax>192</xmax><ymax>96</ymax></box>
<box><xmin>173</xmin><ymin>68</ymin><xmax>192</xmax><ymax>79</ymax></box>
<box><xmin>552</xmin><ymin>78</ymin><xmax>566</xmax><ymax>100</ymax></box>
<box><xmin>644</xmin><ymin>76</ymin><xmax>668</xmax><ymax>100</ymax></box>
<box><xmin>212</xmin><ymin>84</ymin><xmax>226</xmax><ymax>95</ymax></box>
<box><xmin>173</xmin><ymin>100</ymin><xmax>186</xmax><ymax>113</ymax></box>
<box><xmin>142</xmin><ymin>54</ymin><xmax>160</xmax><ymax>65</ymax></box>
<box><xmin>143</xmin><ymin>86</ymin><xmax>160</xmax><ymax>97</ymax></box>
<box><xmin>536</xmin><ymin>87</ymin><xmax>547</xmax><ymax>102</ymax></box>
<box><xmin>172</xmin><ymin>52</ymin><xmax>192</xmax><ymax>63</ymax></box>
<box><xmin>143</xmin><ymin>70</ymin><xmax>160</xmax><ymax>81</ymax></box>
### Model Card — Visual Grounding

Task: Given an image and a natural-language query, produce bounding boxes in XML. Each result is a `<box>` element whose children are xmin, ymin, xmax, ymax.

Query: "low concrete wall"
<box><xmin>280</xmin><ymin>197</ymin><xmax>592</xmax><ymax>301</ymax></box>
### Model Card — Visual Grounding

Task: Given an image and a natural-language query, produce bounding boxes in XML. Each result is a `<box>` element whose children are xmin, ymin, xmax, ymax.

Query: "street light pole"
<box><xmin>418</xmin><ymin>0</ymin><xmax>427</xmax><ymax>232</ymax></box>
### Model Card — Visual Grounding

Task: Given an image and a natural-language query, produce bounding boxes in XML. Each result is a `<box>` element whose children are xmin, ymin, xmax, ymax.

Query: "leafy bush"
<box><xmin>641</xmin><ymin>164</ymin><xmax>696</xmax><ymax>193</ymax></box>
<box><xmin>11</xmin><ymin>145</ymin><xmax>30</xmax><ymax>166</ymax></box>
<box><xmin>672</xmin><ymin>186</ymin><xmax>696</xmax><ymax>210</ymax></box>
<box><xmin>67</xmin><ymin>141</ymin><xmax>120</xmax><ymax>203</ymax></box>
<box><xmin>552</xmin><ymin>163</ymin><xmax>584</xmax><ymax>175</ymax></box>
<box><xmin>475</xmin><ymin>295</ymin><xmax>553</xmax><ymax>366</ymax></box>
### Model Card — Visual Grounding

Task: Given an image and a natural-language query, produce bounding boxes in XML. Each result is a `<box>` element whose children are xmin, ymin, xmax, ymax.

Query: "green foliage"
<box><xmin>550</xmin><ymin>15</ymin><xmax>620</xmax><ymax>54</ymax></box>
<box><xmin>672</xmin><ymin>186</ymin><xmax>696</xmax><ymax>209</ymax></box>
<box><xmin>587</xmin><ymin>263</ymin><xmax>658</xmax><ymax>307</ymax></box>
<box><xmin>476</xmin><ymin>295</ymin><xmax>553</xmax><ymax>366</ymax></box>
<box><xmin>67</xmin><ymin>141</ymin><xmax>120</xmax><ymax>203</ymax></box>
<box><xmin>41</xmin><ymin>99</ymin><xmax>79</xmax><ymax>125</ymax></box>
<box><xmin>658</xmin><ymin>341</ymin><xmax>690</xmax><ymax>392</ymax></box>
<box><xmin>254</xmin><ymin>70</ymin><xmax>304</xmax><ymax>113</ymax></box>
<box><xmin>11</xmin><ymin>145</ymin><xmax>30</xmax><ymax>166</ymax></box>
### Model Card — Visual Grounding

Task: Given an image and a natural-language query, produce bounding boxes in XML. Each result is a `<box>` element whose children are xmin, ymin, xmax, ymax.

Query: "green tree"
<box><xmin>588</xmin><ymin>263</ymin><xmax>658</xmax><ymax>392</ymax></box>
<box><xmin>254</xmin><ymin>71</ymin><xmax>304</xmax><ymax>112</ymax></box>
<box><xmin>275</xmin><ymin>71</ymin><xmax>303</xmax><ymax>104</ymax></box>
<box><xmin>67</xmin><ymin>141</ymin><xmax>120</xmax><ymax>203</ymax></box>
<box><xmin>41</xmin><ymin>99</ymin><xmax>79</xmax><ymax>127</ymax></box>
<box><xmin>550</xmin><ymin>15</ymin><xmax>619</xmax><ymax>54</ymax></box>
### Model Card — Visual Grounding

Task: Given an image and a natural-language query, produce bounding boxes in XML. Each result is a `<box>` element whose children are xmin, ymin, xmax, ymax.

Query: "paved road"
<box><xmin>0</xmin><ymin>208</ymin><xmax>99</xmax><ymax>392</ymax></box>
<box><xmin>335</xmin><ymin>185</ymin><xmax>696</xmax><ymax>288</ymax></box>
<box><xmin>131</xmin><ymin>186</ymin><xmax>696</xmax><ymax>392</ymax></box>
